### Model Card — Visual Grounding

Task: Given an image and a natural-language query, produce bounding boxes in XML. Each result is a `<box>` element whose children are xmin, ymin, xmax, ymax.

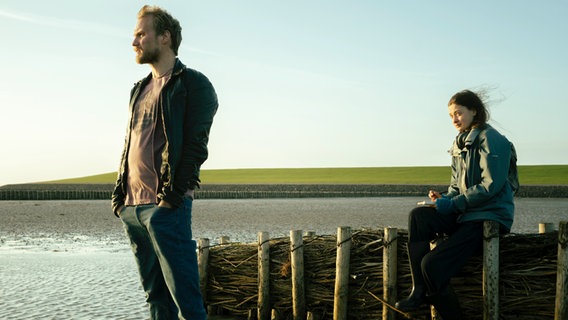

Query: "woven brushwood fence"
<box><xmin>199</xmin><ymin>223</ymin><xmax>567</xmax><ymax>320</ymax></box>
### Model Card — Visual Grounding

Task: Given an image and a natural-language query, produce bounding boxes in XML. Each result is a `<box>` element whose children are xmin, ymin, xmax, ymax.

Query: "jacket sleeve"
<box><xmin>111</xmin><ymin>173</ymin><xmax>126</xmax><ymax>217</ymax></box>
<box><xmin>446</xmin><ymin>144</ymin><xmax>461</xmax><ymax>198</ymax></box>
<box><xmin>452</xmin><ymin>130</ymin><xmax>512</xmax><ymax>213</ymax></box>
<box><xmin>161</xmin><ymin>72</ymin><xmax>218</xmax><ymax>207</ymax></box>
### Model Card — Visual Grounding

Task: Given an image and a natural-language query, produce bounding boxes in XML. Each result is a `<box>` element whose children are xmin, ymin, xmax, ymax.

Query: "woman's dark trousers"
<box><xmin>396</xmin><ymin>206</ymin><xmax>483</xmax><ymax>320</ymax></box>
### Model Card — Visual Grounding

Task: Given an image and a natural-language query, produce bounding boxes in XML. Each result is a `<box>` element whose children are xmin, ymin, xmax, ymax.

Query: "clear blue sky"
<box><xmin>1</xmin><ymin>1</ymin><xmax>567</xmax><ymax>185</ymax></box>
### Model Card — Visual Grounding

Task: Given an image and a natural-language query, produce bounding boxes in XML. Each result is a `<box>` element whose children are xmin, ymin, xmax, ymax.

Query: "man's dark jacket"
<box><xmin>112</xmin><ymin>59</ymin><xmax>218</xmax><ymax>216</ymax></box>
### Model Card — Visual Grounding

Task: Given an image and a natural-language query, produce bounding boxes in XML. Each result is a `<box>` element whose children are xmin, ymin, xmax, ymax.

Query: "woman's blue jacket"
<box><xmin>446</xmin><ymin>124</ymin><xmax>517</xmax><ymax>232</ymax></box>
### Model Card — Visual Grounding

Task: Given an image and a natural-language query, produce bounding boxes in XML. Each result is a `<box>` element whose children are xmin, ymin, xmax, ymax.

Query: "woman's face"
<box><xmin>448</xmin><ymin>103</ymin><xmax>476</xmax><ymax>132</ymax></box>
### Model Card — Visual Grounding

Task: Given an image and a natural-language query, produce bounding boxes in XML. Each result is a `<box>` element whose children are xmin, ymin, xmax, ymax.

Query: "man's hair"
<box><xmin>138</xmin><ymin>5</ymin><xmax>182</xmax><ymax>55</ymax></box>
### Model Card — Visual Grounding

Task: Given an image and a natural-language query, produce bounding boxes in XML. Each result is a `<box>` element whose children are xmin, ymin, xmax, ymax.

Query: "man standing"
<box><xmin>112</xmin><ymin>5</ymin><xmax>217</xmax><ymax>319</ymax></box>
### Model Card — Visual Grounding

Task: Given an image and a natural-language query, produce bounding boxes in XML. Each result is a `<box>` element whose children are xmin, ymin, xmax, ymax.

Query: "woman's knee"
<box><xmin>409</xmin><ymin>206</ymin><xmax>437</xmax><ymax>224</ymax></box>
<box><xmin>408</xmin><ymin>207</ymin><xmax>438</xmax><ymax>240</ymax></box>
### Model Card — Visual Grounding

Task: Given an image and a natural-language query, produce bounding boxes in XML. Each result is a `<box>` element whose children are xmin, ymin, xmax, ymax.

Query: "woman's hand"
<box><xmin>428</xmin><ymin>190</ymin><xmax>443</xmax><ymax>202</ymax></box>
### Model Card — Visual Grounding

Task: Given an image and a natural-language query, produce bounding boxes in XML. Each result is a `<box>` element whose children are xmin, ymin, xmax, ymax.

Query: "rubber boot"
<box><xmin>395</xmin><ymin>241</ymin><xmax>431</xmax><ymax>311</ymax></box>
<box><xmin>428</xmin><ymin>286</ymin><xmax>462</xmax><ymax>320</ymax></box>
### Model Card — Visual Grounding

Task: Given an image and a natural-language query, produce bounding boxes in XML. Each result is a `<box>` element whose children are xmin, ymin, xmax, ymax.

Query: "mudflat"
<box><xmin>1</xmin><ymin>198</ymin><xmax>566</xmax><ymax>319</ymax></box>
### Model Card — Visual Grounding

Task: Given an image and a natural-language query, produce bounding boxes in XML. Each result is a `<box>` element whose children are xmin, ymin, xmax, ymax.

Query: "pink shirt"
<box><xmin>125</xmin><ymin>75</ymin><xmax>170</xmax><ymax>206</ymax></box>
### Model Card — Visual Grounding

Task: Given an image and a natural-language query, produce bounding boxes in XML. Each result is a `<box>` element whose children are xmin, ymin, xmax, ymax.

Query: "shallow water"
<box><xmin>0</xmin><ymin>252</ymin><xmax>147</xmax><ymax>320</ymax></box>
<box><xmin>0</xmin><ymin>197</ymin><xmax>566</xmax><ymax>319</ymax></box>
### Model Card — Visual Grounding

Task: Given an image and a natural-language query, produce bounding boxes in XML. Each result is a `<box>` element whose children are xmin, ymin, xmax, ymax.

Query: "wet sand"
<box><xmin>1</xmin><ymin>198</ymin><xmax>567</xmax><ymax>319</ymax></box>
<box><xmin>1</xmin><ymin>197</ymin><xmax>566</xmax><ymax>245</ymax></box>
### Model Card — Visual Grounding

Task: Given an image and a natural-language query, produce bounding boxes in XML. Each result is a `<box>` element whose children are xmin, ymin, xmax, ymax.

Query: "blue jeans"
<box><xmin>120</xmin><ymin>198</ymin><xmax>206</xmax><ymax>320</ymax></box>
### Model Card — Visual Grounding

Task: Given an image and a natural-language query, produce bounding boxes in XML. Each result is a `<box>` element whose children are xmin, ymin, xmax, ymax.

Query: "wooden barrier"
<box><xmin>197</xmin><ymin>238</ymin><xmax>210</xmax><ymax>310</ymax></box>
<box><xmin>333</xmin><ymin>227</ymin><xmax>350</xmax><ymax>320</ymax></box>
<box><xmin>382</xmin><ymin>227</ymin><xmax>397</xmax><ymax>320</ymax></box>
<box><xmin>2</xmin><ymin>184</ymin><xmax>567</xmax><ymax>200</ymax></box>
<box><xmin>290</xmin><ymin>230</ymin><xmax>305</xmax><ymax>320</ymax></box>
<box><xmin>540</xmin><ymin>222</ymin><xmax>555</xmax><ymax>234</ymax></box>
<box><xmin>556</xmin><ymin>221</ymin><xmax>568</xmax><ymax>320</ymax></box>
<box><xmin>0</xmin><ymin>189</ymin><xmax>112</xmax><ymax>200</ymax></box>
<box><xmin>483</xmin><ymin>221</ymin><xmax>500</xmax><ymax>320</ymax></box>
<box><xmin>258</xmin><ymin>232</ymin><xmax>271</xmax><ymax>320</ymax></box>
<box><xmin>197</xmin><ymin>221</ymin><xmax>567</xmax><ymax>320</ymax></box>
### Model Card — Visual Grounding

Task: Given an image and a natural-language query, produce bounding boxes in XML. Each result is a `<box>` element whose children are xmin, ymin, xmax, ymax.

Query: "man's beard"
<box><xmin>135</xmin><ymin>47</ymin><xmax>160</xmax><ymax>64</ymax></box>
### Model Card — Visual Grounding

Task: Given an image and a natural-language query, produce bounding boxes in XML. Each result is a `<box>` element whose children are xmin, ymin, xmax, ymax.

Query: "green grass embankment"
<box><xmin>2</xmin><ymin>166</ymin><xmax>566</xmax><ymax>199</ymax></box>
<box><xmin>45</xmin><ymin>165</ymin><xmax>567</xmax><ymax>185</ymax></box>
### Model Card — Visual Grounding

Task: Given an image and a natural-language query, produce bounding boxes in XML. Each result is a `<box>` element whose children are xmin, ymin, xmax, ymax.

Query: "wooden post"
<box><xmin>248</xmin><ymin>308</ymin><xmax>258</xmax><ymax>320</ymax></box>
<box><xmin>271</xmin><ymin>309</ymin><xmax>279</xmax><ymax>320</ymax></box>
<box><xmin>383</xmin><ymin>227</ymin><xmax>397</xmax><ymax>320</ymax></box>
<box><xmin>197</xmin><ymin>238</ymin><xmax>210</xmax><ymax>305</ymax></box>
<box><xmin>219</xmin><ymin>236</ymin><xmax>230</xmax><ymax>244</ymax></box>
<box><xmin>258</xmin><ymin>232</ymin><xmax>271</xmax><ymax>320</ymax></box>
<box><xmin>555</xmin><ymin>221</ymin><xmax>568</xmax><ymax>320</ymax></box>
<box><xmin>483</xmin><ymin>220</ymin><xmax>500</xmax><ymax>320</ymax></box>
<box><xmin>290</xmin><ymin>230</ymin><xmax>305</xmax><ymax>320</ymax></box>
<box><xmin>539</xmin><ymin>222</ymin><xmax>555</xmax><ymax>234</ymax></box>
<box><xmin>334</xmin><ymin>226</ymin><xmax>351</xmax><ymax>320</ymax></box>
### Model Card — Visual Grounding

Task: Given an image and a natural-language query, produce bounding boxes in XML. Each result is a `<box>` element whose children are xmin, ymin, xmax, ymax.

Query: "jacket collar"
<box><xmin>171</xmin><ymin>58</ymin><xmax>185</xmax><ymax>77</ymax></box>
<box><xmin>450</xmin><ymin>124</ymin><xmax>490</xmax><ymax>156</ymax></box>
<box><xmin>464</xmin><ymin>123</ymin><xmax>491</xmax><ymax>148</ymax></box>
<box><xmin>463</xmin><ymin>127</ymin><xmax>481</xmax><ymax>149</ymax></box>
